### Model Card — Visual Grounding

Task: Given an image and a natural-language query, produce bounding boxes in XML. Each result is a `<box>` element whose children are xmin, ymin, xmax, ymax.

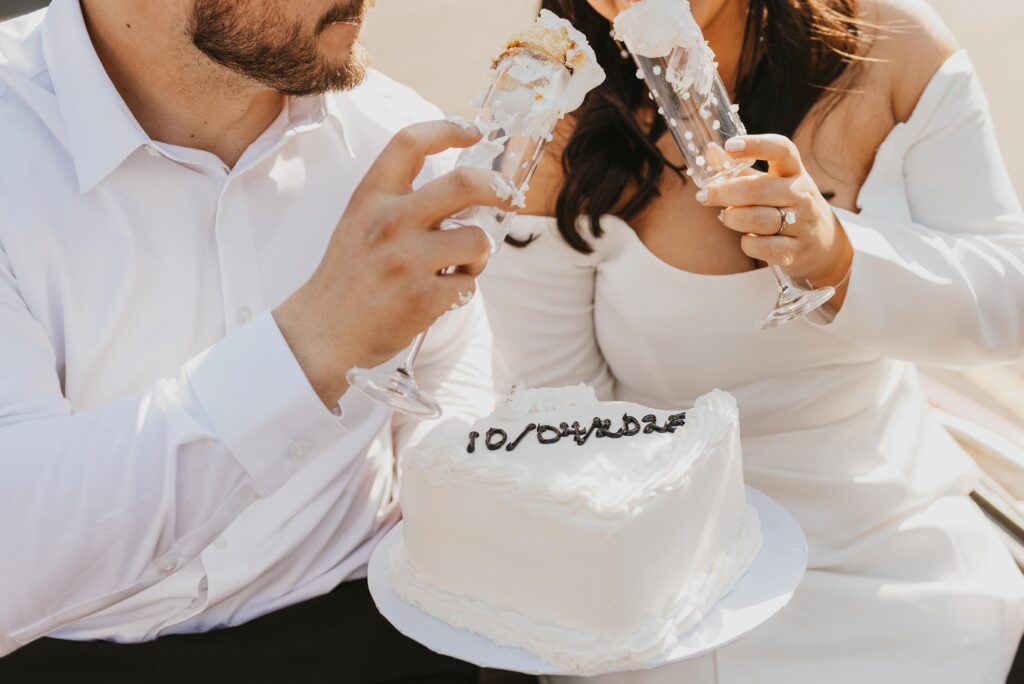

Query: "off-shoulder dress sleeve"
<box><xmin>479</xmin><ymin>217</ymin><xmax>616</xmax><ymax>400</ymax></box>
<box><xmin>813</xmin><ymin>51</ymin><xmax>1024</xmax><ymax>368</ymax></box>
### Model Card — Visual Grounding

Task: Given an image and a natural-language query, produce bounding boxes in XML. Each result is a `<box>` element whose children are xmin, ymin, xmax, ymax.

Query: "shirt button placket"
<box><xmin>215</xmin><ymin>179</ymin><xmax>264</xmax><ymax>332</ymax></box>
<box><xmin>287</xmin><ymin>440</ymin><xmax>309</xmax><ymax>463</ymax></box>
<box><xmin>236</xmin><ymin>306</ymin><xmax>253</xmax><ymax>325</ymax></box>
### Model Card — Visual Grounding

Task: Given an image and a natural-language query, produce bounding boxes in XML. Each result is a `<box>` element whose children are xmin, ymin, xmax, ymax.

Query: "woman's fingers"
<box><xmin>740</xmin><ymin>234</ymin><xmax>802</xmax><ymax>267</ymax></box>
<box><xmin>720</xmin><ymin>206</ymin><xmax>793</xmax><ymax>236</ymax></box>
<box><xmin>697</xmin><ymin>174</ymin><xmax>796</xmax><ymax>208</ymax></box>
<box><xmin>724</xmin><ymin>134</ymin><xmax>803</xmax><ymax>177</ymax></box>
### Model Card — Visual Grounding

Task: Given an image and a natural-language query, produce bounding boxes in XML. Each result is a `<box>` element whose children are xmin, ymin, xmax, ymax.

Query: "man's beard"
<box><xmin>188</xmin><ymin>0</ymin><xmax>370</xmax><ymax>96</ymax></box>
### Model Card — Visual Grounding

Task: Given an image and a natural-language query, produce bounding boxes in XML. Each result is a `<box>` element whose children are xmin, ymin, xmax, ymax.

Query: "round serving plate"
<box><xmin>367</xmin><ymin>486</ymin><xmax>807</xmax><ymax>676</ymax></box>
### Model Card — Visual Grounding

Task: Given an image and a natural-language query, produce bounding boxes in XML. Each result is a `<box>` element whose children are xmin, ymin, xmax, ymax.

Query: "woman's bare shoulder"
<box><xmin>860</xmin><ymin>0</ymin><xmax>960</xmax><ymax>123</ymax></box>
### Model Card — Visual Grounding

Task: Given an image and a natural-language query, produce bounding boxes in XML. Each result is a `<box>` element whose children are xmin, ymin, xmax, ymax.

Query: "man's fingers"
<box><xmin>415</xmin><ymin>225</ymin><xmax>492</xmax><ymax>276</ymax></box>
<box><xmin>725</xmin><ymin>134</ymin><xmax>802</xmax><ymax>177</ymax></box>
<box><xmin>407</xmin><ymin>167</ymin><xmax>519</xmax><ymax>227</ymax></box>
<box><xmin>363</xmin><ymin>120</ymin><xmax>482</xmax><ymax>193</ymax></box>
<box><xmin>435</xmin><ymin>273</ymin><xmax>478</xmax><ymax>315</ymax></box>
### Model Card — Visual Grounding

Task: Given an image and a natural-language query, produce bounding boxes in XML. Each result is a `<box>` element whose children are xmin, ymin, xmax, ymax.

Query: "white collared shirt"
<box><xmin>0</xmin><ymin>0</ymin><xmax>494</xmax><ymax>655</ymax></box>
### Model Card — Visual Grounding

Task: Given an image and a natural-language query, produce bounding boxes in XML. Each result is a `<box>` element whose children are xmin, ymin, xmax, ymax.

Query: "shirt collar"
<box><xmin>302</xmin><ymin>91</ymin><xmax>356</xmax><ymax>159</ymax></box>
<box><xmin>42</xmin><ymin>0</ymin><xmax>150</xmax><ymax>193</ymax></box>
<box><xmin>41</xmin><ymin>0</ymin><xmax>356</xmax><ymax>193</ymax></box>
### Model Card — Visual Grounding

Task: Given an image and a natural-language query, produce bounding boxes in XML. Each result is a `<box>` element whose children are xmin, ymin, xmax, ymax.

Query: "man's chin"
<box><xmin>279</xmin><ymin>62</ymin><xmax>366</xmax><ymax>97</ymax></box>
<box><xmin>329</xmin><ymin>46</ymin><xmax>370</xmax><ymax>91</ymax></box>
<box><xmin>330</xmin><ymin>58</ymin><xmax>368</xmax><ymax>92</ymax></box>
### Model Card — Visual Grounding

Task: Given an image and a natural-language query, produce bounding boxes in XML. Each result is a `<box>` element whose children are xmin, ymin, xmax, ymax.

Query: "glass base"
<box><xmin>346</xmin><ymin>366</ymin><xmax>442</xmax><ymax>419</ymax></box>
<box><xmin>758</xmin><ymin>283</ymin><xmax>836</xmax><ymax>331</ymax></box>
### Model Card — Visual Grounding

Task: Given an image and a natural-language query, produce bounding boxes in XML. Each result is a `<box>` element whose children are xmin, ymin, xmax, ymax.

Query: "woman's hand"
<box><xmin>696</xmin><ymin>134</ymin><xmax>854</xmax><ymax>294</ymax></box>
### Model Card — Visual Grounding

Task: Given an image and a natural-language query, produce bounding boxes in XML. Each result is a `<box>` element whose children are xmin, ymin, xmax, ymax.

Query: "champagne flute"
<box><xmin>622</xmin><ymin>4</ymin><xmax>835</xmax><ymax>329</ymax></box>
<box><xmin>346</xmin><ymin>53</ymin><xmax>573</xmax><ymax>418</ymax></box>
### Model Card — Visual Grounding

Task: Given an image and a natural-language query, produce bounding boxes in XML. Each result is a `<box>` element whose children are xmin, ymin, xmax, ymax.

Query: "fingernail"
<box><xmin>695</xmin><ymin>190</ymin><xmax>709</xmax><ymax>203</ymax></box>
<box><xmin>724</xmin><ymin>137</ymin><xmax>746</xmax><ymax>152</ymax></box>
<box><xmin>717</xmin><ymin>210</ymin><xmax>725</xmax><ymax>223</ymax></box>
<box><xmin>445</xmin><ymin>115</ymin><xmax>480</xmax><ymax>136</ymax></box>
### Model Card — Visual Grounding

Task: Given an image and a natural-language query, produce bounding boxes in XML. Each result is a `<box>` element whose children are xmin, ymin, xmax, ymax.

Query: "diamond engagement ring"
<box><xmin>777</xmin><ymin>207</ymin><xmax>797</xmax><ymax>236</ymax></box>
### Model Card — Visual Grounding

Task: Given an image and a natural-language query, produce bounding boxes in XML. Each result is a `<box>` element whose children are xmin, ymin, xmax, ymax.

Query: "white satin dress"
<box><xmin>480</xmin><ymin>51</ymin><xmax>1024</xmax><ymax>683</ymax></box>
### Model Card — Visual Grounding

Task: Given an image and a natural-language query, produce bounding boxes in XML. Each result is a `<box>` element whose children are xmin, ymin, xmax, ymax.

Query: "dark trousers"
<box><xmin>0</xmin><ymin>579</ymin><xmax>479</xmax><ymax>684</ymax></box>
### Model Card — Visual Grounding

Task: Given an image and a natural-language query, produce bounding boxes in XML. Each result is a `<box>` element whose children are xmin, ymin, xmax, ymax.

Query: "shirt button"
<box><xmin>236</xmin><ymin>306</ymin><xmax>253</xmax><ymax>324</ymax></box>
<box><xmin>213</xmin><ymin>537</ymin><xmax>228</xmax><ymax>550</ymax></box>
<box><xmin>145</xmin><ymin>146</ymin><xmax>161</xmax><ymax>158</ymax></box>
<box><xmin>287</xmin><ymin>440</ymin><xmax>309</xmax><ymax>462</ymax></box>
<box><xmin>159</xmin><ymin>559</ymin><xmax>177</xmax><ymax>573</ymax></box>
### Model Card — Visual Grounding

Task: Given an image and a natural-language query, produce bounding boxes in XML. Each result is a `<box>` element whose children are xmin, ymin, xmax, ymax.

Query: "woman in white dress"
<box><xmin>481</xmin><ymin>0</ymin><xmax>1024</xmax><ymax>681</ymax></box>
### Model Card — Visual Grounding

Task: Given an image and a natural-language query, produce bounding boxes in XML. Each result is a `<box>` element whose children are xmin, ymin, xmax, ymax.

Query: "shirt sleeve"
<box><xmin>811</xmin><ymin>52</ymin><xmax>1024</xmax><ymax>368</ymax></box>
<box><xmin>0</xmin><ymin>244</ymin><xmax>347</xmax><ymax>655</ymax></box>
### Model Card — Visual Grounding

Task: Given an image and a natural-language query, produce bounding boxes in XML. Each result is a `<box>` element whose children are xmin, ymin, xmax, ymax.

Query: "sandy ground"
<box><xmin>360</xmin><ymin>0</ymin><xmax>1024</xmax><ymax>198</ymax></box>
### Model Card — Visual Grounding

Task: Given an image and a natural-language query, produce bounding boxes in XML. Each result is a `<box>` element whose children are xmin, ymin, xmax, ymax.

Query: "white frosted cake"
<box><xmin>390</xmin><ymin>386</ymin><xmax>762</xmax><ymax>673</ymax></box>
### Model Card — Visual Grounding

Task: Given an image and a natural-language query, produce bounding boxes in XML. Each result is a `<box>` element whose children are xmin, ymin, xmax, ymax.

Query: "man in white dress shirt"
<box><xmin>0</xmin><ymin>0</ymin><xmax>509</xmax><ymax>680</ymax></box>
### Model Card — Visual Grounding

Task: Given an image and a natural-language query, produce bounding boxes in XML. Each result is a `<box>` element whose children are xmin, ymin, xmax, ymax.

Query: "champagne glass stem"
<box><xmin>770</xmin><ymin>265</ymin><xmax>793</xmax><ymax>296</ymax></box>
<box><xmin>396</xmin><ymin>332</ymin><xmax>427</xmax><ymax>379</ymax></box>
<box><xmin>758</xmin><ymin>265</ymin><xmax>836</xmax><ymax>331</ymax></box>
<box><xmin>393</xmin><ymin>264</ymin><xmax>457</xmax><ymax>378</ymax></box>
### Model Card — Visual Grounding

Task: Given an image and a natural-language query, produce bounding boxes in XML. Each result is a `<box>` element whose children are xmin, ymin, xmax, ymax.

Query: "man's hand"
<box><xmin>274</xmin><ymin>120</ymin><xmax>510</xmax><ymax>406</ymax></box>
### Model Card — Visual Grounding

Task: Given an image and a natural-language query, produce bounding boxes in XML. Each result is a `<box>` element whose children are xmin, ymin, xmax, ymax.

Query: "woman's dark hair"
<box><xmin>535</xmin><ymin>0</ymin><xmax>867</xmax><ymax>253</ymax></box>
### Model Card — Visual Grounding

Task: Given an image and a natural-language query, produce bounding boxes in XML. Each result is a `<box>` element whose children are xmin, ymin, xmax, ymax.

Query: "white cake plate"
<box><xmin>367</xmin><ymin>486</ymin><xmax>807</xmax><ymax>677</ymax></box>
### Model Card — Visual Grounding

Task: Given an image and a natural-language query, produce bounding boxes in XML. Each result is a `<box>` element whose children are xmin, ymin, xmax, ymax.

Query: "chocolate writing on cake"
<box><xmin>466</xmin><ymin>413</ymin><xmax>687</xmax><ymax>453</ymax></box>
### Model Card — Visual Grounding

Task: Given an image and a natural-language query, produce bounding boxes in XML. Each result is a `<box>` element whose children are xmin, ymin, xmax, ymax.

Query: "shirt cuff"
<box><xmin>184</xmin><ymin>311</ymin><xmax>347</xmax><ymax>495</ymax></box>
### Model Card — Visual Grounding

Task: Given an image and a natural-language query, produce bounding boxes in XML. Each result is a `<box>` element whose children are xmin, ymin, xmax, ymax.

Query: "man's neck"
<box><xmin>81</xmin><ymin>0</ymin><xmax>286</xmax><ymax>168</ymax></box>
